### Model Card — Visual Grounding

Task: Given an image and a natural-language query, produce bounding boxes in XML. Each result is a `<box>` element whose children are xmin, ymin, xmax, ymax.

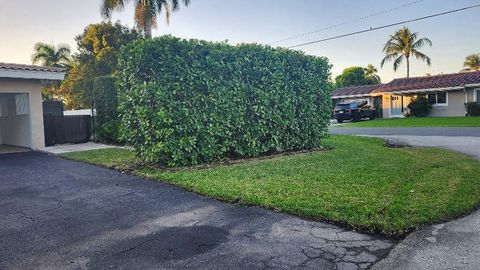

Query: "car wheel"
<box><xmin>337</xmin><ymin>119</ymin><xmax>344</xmax><ymax>123</ymax></box>
<box><xmin>369</xmin><ymin>114</ymin><xmax>376</xmax><ymax>120</ymax></box>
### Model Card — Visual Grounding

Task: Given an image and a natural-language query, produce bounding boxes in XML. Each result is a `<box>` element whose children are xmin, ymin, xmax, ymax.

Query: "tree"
<box><xmin>364</xmin><ymin>64</ymin><xmax>381</xmax><ymax>83</ymax></box>
<box><xmin>380</xmin><ymin>27</ymin><xmax>432</xmax><ymax>78</ymax></box>
<box><xmin>335</xmin><ymin>66</ymin><xmax>380</xmax><ymax>88</ymax></box>
<box><xmin>60</xmin><ymin>22</ymin><xmax>141</xmax><ymax>109</ymax></box>
<box><xmin>100</xmin><ymin>0</ymin><xmax>191</xmax><ymax>38</ymax></box>
<box><xmin>463</xmin><ymin>53</ymin><xmax>480</xmax><ymax>71</ymax></box>
<box><xmin>31</xmin><ymin>43</ymin><xmax>71</xmax><ymax>67</ymax></box>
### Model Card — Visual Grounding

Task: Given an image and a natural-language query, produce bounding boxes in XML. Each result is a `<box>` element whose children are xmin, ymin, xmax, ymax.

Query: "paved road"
<box><xmin>0</xmin><ymin>152</ymin><xmax>393</xmax><ymax>270</ymax></box>
<box><xmin>330</xmin><ymin>127</ymin><xmax>480</xmax><ymax>137</ymax></box>
<box><xmin>372</xmin><ymin>209</ymin><xmax>480</xmax><ymax>270</ymax></box>
<box><xmin>361</xmin><ymin>135</ymin><xmax>480</xmax><ymax>160</ymax></box>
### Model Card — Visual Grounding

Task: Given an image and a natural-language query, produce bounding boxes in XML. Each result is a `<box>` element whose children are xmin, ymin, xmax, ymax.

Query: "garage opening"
<box><xmin>0</xmin><ymin>93</ymin><xmax>32</xmax><ymax>153</ymax></box>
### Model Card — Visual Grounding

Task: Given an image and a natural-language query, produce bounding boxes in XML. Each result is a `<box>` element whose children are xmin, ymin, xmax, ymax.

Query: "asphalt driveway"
<box><xmin>0</xmin><ymin>152</ymin><xmax>392</xmax><ymax>270</ymax></box>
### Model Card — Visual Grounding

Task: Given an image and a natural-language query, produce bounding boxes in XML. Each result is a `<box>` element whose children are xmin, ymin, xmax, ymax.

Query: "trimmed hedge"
<box><xmin>118</xmin><ymin>36</ymin><xmax>332</xmax><ymax>166</ymax></box>
<box><xmin>93</xmin><ymin>76</ymin><xmax>121</xmax><ymax>142</ymax></box>
<box><xmin>466</xmin><ymin>102</ymin><xmax>480</xmax><ymax>116</ymax></box>
<box><xmin>407</xmin><ymin>96</ymin><xmax>431</xmax><ymax>117</ymax></box>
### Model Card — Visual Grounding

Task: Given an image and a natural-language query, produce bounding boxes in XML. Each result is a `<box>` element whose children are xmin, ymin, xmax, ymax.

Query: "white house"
<box><xmin>0</xmin><ymin>63</ymin><xmax>66</xmax><ymax>151</ymax></box>
<box><xmin>331</xmin><ymin>71</ymin><xmax>480</xmax><ymax>118</ymax></box>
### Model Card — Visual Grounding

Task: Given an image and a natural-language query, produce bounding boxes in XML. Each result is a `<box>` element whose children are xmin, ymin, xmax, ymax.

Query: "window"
<box><xmin>476</xmin><ymin>90</ymin><xmax>480</xmax><ymax>102</ymax></box>
<box><xmin>427</xmin><ymin>92</ymin><xmax>447</xmax><ymax>106</ymax></box>
<box><xmin>436</xmin><ymin>92</ymin><xmax>447</xmax><ymax>104</ymax></box>
<box><xmin>15</xmin><ymin>94</ymin><xmax>29</xmax><ymax>115</ymax></box>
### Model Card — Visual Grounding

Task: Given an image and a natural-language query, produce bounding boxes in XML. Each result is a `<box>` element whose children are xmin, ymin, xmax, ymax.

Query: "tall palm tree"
<box><xmin>32</xmin><ymin>43</ymin><xmax>71</xmax><ymax>67</ymax></box>
<box><xmin>100</xmin><ymin>0</ymin><xmax>190</xmax><ymax>39</ymax></box>
<box><xmin>364</xmin><ymin>64</ymin><xmax>381</xmax><ymax>83</ymax></box>
<box><xmin>380</xmin><ymin>27</ymin><xmax>432</xmax><ymax>78</ymax></box>
<box><xmin>463</xmin><ymin>53</ymin><xmax>480</xmax><ymax>71</ymax></box>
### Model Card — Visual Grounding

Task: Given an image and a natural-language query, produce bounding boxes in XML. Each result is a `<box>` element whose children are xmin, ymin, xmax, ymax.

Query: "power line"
<box><xmin>287</xmin><ymin>4</ymin><xmax>480</xmax><ymax>49</ymax></box>
<box><xmin>268</xmin><ymin>0</ymin><xmax>427</xmax><ymax>45</ymax></box>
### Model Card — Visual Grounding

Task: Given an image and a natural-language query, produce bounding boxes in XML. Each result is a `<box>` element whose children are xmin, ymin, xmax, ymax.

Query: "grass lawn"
<box><xmin>338</xmin><ymin>116</ymin><xmax>480</xmax><ymax>127</ymax></box>
<box><xmin>61</xmin><ymin>136</ymin><xmax>480</xmax><ymax>237</ymax></box>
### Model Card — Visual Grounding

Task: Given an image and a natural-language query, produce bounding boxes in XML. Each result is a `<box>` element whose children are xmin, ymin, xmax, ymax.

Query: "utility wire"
<box><xmin>268</xmin><ymin>0</ymin><xmax>427</xmax><ymax>45</ymax></box>
<box><xmin>288</xmin><ymin>4</ymin><xmax>480</xmax><ymax>49</ymax></box>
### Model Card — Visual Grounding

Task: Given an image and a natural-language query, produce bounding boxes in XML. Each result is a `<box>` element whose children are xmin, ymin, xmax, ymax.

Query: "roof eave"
<box><xmin>384</xmin><ymin>86</ymin><xmax>464</xmax><ymax>95</ymax></box>
<box><xmin>331</xmin><ymin>93</ymin><xmax>372</xmax><ymax>99</ymax></box>
<box><xmin>0</xmin><ymin>69</ymin><xmax>66</xmax><ymax>81</ymax></box>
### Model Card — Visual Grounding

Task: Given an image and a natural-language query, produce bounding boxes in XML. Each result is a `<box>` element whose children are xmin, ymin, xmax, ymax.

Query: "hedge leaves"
<box><xmin>118</xmin><ymin>36</ymin><xmax>331</xmax><ymax>167</ymax></box>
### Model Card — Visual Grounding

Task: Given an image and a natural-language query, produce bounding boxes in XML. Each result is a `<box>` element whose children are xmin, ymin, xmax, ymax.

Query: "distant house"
<box><xmin>331</xmin><ymin>71</ymin><xmax>480</xmax><ymax>118</ymax></box>
<box><xmin>0</xmin><ymin>63</ymin><xmax>66</xmax><ymax>150</ymax></box>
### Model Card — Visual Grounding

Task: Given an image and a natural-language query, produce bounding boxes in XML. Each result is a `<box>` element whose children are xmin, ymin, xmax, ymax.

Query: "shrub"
<box><xmin>118</xmin><ymin>36</ymin><xmax>332</xmax><ymax>167</ymax></box>
<box><xmin>93</xmin><ymin>76</ymin><xmax>121</xmax><ymax>142</ymax></box>
<box><xmin>466</xmin><ymin>102</ymin><xmax>480</xmax><ymax>116</ymax></box>
<box><xmin>407</xmin><ymin>96</ymin><xmax>432</xmax><ymax>117</ymax></box>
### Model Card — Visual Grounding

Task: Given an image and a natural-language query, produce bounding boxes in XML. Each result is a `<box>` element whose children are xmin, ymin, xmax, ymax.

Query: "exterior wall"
<box><xmin>381</xmin><ymin>94</ymin><xmax>393</xmax><ymax>118</ymax></box>
<box><xmin>0</xmin><ymin>78</ymin><xmax>45</xmax><ymax>149</ymax></box>
<box><xmin>466</xmin><ymin>87</ymin><xmax>480</xmax><ymax>102</ymax></box>
<box><xmin>429</xmin><ymin>90</ymin><xmax>466</xmax><ymax>117</ymax></box>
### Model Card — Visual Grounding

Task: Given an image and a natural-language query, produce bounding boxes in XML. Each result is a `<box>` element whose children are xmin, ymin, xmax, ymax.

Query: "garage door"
<box><xmin>0</xmin><ymin>93</ymin><xmax>32</xmax><ymax>148</ymax></box>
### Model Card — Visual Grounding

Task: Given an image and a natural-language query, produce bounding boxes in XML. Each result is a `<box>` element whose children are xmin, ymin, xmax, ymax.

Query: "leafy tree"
<box><xmin>60</xmin><ymin>22</ymin><xmax>141</xmax><ymax>109</ymax></box>
<box><xmin>335</xmin><ymin>66</ymin><xmax>380</xmax><ymax>88</ymax></box>
<box><xmin>100</xmin><ymin>0</ymin><xmax>191</xmax><ymax>38</ymax></box>
<box><xmin>381</xmin><ymin>27</ymin><xmax>432</xmax><ymax>78</ymax></box>
<box><xmin>463</xmin><ymin>53</ymin><xmax>480</xmax><ymax>71</ymax></box>
<box><xmin>31</xmin><ymin>43</ymin><xmax>71</xmax><ymax>67</ymax></box>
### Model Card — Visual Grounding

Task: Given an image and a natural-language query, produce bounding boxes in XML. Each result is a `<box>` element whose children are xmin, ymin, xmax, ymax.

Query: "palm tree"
<box><xmin>32</xmin><ymin>43</ymin><xmax>71</xmax><ymax>67</ymax></box>
<box><xmin>364</xmin><ymin>64</ymin><xmax>381</xmax><ymax>83</ymax></box>
<box><xmin>380</xmin><ymin>27</ymin><xmax>432</xmax><ymax>78</ymax></box>
<box><xmin>463</xmin><ymin>53</ymin><xmax>480</xmax><ymax>71</ymax></box>
<box><xmin>100</xmin><ymin>0</ymin><xmax>190</xmax><ymax>39</ymax></box>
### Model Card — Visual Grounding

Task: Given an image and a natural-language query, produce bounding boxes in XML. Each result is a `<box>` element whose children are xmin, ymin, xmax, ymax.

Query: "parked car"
<box><xmin>333</xmin><ymin>102</ymin><xmax>376</xmax><ymax>123</ymax></box>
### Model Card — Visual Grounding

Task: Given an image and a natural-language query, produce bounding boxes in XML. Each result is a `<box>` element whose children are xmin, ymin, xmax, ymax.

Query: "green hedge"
<box><xmin>118</xmin><ymin>36</ymin><xmax>332</xmax><ymax>166</ymax></box>
<box><xmin>93</xmin><ymin>76</ymin><xmax>121</xmax><ymax>142</ymax></box>
<box><xmin>466</xmin><ymin>102</ymin><xmax>480</xmax><ymax>116</ymax></box>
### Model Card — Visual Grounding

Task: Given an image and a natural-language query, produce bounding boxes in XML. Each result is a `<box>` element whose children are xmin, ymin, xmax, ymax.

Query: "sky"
<box><xmin>0</xmin><ymin>0</ymin><xmax>479</xmax><ymax>82</ymax></box>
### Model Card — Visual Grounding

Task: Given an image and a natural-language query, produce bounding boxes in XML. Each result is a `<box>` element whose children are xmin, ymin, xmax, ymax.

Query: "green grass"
<box><xmin>61</xmin><ymin>136</ymin><xmax>480</xmax><ymax>236</ymax></box>
<box><xmin>60</xmin><ymin>148</ymin><xmax>139</xmax><ymax>171</ymax></box>
<box><xmin>339</xmin><ymin>117</ymin><xmax>480</xmax><ymax>127</ymax></box>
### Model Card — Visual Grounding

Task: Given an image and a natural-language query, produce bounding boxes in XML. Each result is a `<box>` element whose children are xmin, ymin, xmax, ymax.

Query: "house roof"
<box><xmin>331</xmin><ymin>84</ymin><xmax>382</xmax><ymax>98</ymax></box>
<box><xmin>374</xmin><ymin>71</ymin><xmax>480</xmax><ymax>93</ymax></box>
<box><xmin>0</xmin><ymin>62</ymin><xmax>66</xmax><ymax>80</ymax></box>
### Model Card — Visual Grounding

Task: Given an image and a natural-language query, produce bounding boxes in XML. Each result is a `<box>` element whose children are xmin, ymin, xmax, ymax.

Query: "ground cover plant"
<box><xmin>117</xmin><ymin>36</ymin><xmax>332</xmax><ymax>167</ymax></box>
<box><xmin>338</xmin><ymin>116</ymin><xmax>480</xmax><ymax>127</ymax></box>
<box><xmin>61</xmin><ymin>135</ymin><xmax>480</xmax><ymax>237</ymax></box>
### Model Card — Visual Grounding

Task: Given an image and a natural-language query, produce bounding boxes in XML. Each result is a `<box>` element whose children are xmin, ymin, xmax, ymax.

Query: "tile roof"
<box><xmin>0</xmin><ymin>62</ymin><xmax>66</xmax><ymax>73</ymax></box>
<box><xmin>331</xmin><ymin>84</ymin><xmax>382</xmax><ymax>98</ymax></box>
<box><xmin>375</xmin><ymin>71</ymin><xmax>480</xmax><ymax>93</ymax></box>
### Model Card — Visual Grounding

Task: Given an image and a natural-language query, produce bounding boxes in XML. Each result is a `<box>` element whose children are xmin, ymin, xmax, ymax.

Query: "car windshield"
<box><xmin>335</xmin><ymin>104</ymin><xmax>350</xmax><ymax>110</ymax></box>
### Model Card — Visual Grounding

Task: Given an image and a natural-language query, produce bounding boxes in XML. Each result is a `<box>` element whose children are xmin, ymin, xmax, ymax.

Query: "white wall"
<box><xmin>429</xmin><ymin>91</ymin><xmax>467</xmax><ymax>117</ymax></box>
<box><xmin>0</xmin><ymin>78</ymin><xmax>44</xmax><ymax>149</ymax></box>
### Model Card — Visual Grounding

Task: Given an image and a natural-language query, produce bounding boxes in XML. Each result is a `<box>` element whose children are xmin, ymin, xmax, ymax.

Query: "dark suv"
<box><xmin>333</xmin><ymin>102</ymin><xmax>376</xmax><ymax>123</ymax></box>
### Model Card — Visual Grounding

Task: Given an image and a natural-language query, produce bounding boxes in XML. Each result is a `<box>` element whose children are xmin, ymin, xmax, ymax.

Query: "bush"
<box><xmin>407</xmin><ymin>96</ymin><xmax>432</xmax><ymax>117</ymax></box>
<box><xmin>466</xmin><ymin>102</ymin><xmax>480</xmax><ymax>116</ymax></box>
<box><xmin>117</xmin><ymin>36</ymin><xmax>332</xmax><ymax>167</ymax></box>
<box><xmin>93</xmin><ymin>76</ymin><xmax>121</xmax><ymax>142</ymax></box>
